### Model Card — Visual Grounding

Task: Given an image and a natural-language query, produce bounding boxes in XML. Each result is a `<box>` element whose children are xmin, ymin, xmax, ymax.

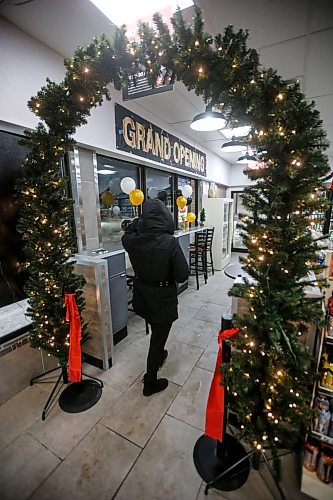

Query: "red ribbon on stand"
<box><xmin>65</xmin><ymin>293</ymin><xmax>82</xmax><ymax>383</ymax></box>
<box><xmin>205</xmin><ymin>328</ymin><xmax>240</xmax><ymax>442</ymax></box>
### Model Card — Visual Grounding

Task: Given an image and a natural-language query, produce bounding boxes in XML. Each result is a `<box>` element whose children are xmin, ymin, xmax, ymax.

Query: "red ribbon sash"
<box><xmin>65</xmin><ymin>293</ymin><xmax>82</xmax><ymax>383</ymax></box>
<box><xmin>205</xmin><ymin>328</ymin><xmax>240</xmax><ymax>442</ymax></box>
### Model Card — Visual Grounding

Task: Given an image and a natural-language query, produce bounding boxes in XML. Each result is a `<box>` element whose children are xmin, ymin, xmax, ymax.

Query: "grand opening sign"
<box><xmin>115</xmin><ymin>104</ymin><xmax>206</xmax><ymax>177</ymax></box>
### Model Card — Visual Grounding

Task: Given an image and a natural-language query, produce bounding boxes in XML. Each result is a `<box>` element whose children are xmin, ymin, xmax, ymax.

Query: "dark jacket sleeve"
<box><xmin>171</xmin><ymin>239</ymin><xmax>189</xmax><ymax>283</ymax></box>
<box><xmin>124</xmin><ymin>218</ymin><xmax>139</xmax><ymax>234</ymax></box>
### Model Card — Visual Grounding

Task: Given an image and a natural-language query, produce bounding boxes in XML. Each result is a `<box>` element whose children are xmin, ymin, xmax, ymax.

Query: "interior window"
<box><xmin>97</xmin><ymin>155</ymin><xmax>139</xmax><ymax>248</ymax></box>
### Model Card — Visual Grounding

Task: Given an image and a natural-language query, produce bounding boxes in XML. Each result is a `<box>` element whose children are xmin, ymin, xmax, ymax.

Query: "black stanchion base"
<box><xmin>59</xmin><ymin>380</ymin><xmax>102</xmax><ymax>413</ymax></box>
<box><xmin>193</xmin><ymin>434</ymin><xmax>250</xmax><ymax>491</ymax></box>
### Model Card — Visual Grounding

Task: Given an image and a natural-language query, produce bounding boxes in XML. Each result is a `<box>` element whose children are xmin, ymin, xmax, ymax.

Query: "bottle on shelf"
<box><xmin>303</xmin><ymin>437</ymin><xmax>320</xmax><ymax>471</ymax></box>
<box><xmin>313</xmin><ymin>396</ymin><xmax>331</xmax><ymax>435</ymax></box>
<box><xmin>316</xmin><ymin>445</ymin><xmax>333</xmax><ymax>483</ymax></box>
<box><xmin>321</xmin><ymin>350</ymin><xmax>333</xmax><ymax>391</ymax></box>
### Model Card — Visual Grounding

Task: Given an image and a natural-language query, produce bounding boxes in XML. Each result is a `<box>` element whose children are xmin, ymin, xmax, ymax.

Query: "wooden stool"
<box><xmin>189</xmin><ymin>231</ymin><xmax>208</xmax><ymax>290</ymax></box>
<box><xmin>204</xmin><ymin>227</ymin><xmax>215</xmax><ymax>276</ymax></box>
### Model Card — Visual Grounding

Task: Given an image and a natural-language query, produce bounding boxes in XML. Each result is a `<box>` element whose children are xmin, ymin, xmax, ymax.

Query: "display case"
<box><xmin>202</xmin><ymin>198</ymin><xmax>233</xmax><ymax>270</ymax></box>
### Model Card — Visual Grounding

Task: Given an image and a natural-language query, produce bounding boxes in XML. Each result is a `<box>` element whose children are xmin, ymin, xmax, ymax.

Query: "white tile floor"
<box><xmin>0</xmin><ymin>254</ymin><xmax>312</xmax><ymax>500</ymax></box>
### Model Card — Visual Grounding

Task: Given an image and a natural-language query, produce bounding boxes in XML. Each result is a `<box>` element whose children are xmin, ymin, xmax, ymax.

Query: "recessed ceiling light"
<box><xmin>98</xmin><ymin>170</ymin><xmax>117</xmax><ymax>175</ymax></box>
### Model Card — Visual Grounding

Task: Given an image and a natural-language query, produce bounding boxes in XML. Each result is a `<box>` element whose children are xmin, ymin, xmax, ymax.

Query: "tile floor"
<box><xmin>0</xmin><ymin>254</ymin><xmax>312</xmax><ymax>500</ymax></box>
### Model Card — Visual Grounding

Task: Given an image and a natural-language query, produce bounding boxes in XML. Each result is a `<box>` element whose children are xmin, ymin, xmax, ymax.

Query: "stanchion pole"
<box><xmin>193</xmin><ymin>314</ymin><xmax>250</xmax><ymax>491</ymax></box>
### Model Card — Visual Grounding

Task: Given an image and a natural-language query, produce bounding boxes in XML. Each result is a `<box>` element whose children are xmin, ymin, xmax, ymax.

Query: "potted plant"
<box><xmin>199</xmin><ymin>208</ymin><xmax>206</xmax><ymax>227</ymax></box>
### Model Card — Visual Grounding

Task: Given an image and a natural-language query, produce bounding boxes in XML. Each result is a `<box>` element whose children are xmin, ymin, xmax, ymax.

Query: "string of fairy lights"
<box><xmin>17</xmin><ymin>8</ymin><xmax>329</xmax><ymax>452</ymax></box>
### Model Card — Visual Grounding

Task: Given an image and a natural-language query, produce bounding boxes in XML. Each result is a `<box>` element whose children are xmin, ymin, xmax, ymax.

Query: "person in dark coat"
<box><xmin>122</xmin><ymin>199</ymin><xmax>189</xmax><ymax>396</ymax></box>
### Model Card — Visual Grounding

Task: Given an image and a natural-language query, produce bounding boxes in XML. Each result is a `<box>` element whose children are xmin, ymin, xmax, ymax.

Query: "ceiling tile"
<box><xmin>196</xmin><ymin>0</ymin><xmax>309</xmax><ymax>49</ymax></box>
<box><xmin>258</xmin><ymin>37</ymin><xmax>306</xmax><ymax>81</ymax></box>
<box><xmin>305</xmin><ymin>28</ymin><xmax>333</xmax><ymax>97</ymax></box>
<box><xmin>310</xmin><ymin>0</ymin><xmax>333</xmax><ymax>32</ymax></box>
<box><xmin>133</xmin><ymin>82</ymin><xmax>203</xmax><ymax>124</ymax></box>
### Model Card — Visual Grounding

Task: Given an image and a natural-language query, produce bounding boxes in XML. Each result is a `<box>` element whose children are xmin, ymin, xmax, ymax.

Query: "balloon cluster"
<box><xmin>102</xmin><ymin>179</ymin><xmax>193</xmax><ymax>210</ymax></box>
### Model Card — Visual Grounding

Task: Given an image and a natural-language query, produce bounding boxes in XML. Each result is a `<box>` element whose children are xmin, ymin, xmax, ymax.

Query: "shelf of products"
<box><xmin>301</xmin><ymin>296</ymin><xmax>333</xmax><ymax>497</ymax></box>
<box><xmin>302</xmin><ymin>467</ymin><xmax>333</xmax><ymax>500</ymax></box>
<box><xmin>311</xmin><ymin>190</ymin><xmax>328</xmax><ymax>234</ymax></box>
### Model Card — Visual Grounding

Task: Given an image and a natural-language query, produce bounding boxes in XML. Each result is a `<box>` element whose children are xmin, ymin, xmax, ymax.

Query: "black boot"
<box><xmin>143</xmin><ymin>374</ymin><xmax>168</xmax><ymax>397</ymax></box>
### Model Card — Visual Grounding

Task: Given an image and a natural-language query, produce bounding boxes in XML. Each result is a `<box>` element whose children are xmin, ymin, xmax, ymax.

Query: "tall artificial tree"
<box><xmin>17</xmin><ymin>7</ymin><xmax>329</xmax><ymax>453</ymax></box>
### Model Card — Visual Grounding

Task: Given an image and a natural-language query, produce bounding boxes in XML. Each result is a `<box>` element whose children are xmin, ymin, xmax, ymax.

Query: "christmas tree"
<box><xmin>17</xmin><ymin>31</ymin><xmax>135</xmax><ymax>365</ymax></box>
<box><xmin>17</xmin><ymin>7</ymin><xmax>329</xmax><ymax>453</ymax></box>
<box><xmin>133</xmin><ymin>7</ymin><xmax>329</xmax><ymax>453</ymax></box>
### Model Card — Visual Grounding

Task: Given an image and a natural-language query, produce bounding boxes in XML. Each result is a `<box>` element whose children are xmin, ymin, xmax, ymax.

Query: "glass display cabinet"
<box><xmin>202</xmin><ymin>198</ymin><xmax>234</xmax><ymax>270</ymax></box>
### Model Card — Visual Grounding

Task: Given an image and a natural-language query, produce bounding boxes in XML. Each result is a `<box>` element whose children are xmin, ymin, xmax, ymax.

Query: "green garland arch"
<box><xmin>18</xmin><ymin>7</ymin><xmax>329</xmax><ymax>453</ymax></box>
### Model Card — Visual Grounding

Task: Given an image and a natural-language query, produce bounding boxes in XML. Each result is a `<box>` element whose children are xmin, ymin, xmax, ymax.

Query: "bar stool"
<box><xmin>126</xmin><ymin>267</ymin><xmax>149</xmax><ymax>335</ymax></box>
<box><xmin>204</xmin><ymin>227</ymin><xmax>215</xmax><ymax>276</ymax></box>
<box><xmin>189</xmin><ymin>231</ymin><xmax>208</xmax><ymax>290</ymax></box>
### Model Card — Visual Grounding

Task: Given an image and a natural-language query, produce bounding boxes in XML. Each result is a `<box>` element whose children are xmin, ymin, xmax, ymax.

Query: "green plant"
<box><xmin>200</xmin><ymin>208</ymin><xmax>206</xmax><ymax>223</ymax></box>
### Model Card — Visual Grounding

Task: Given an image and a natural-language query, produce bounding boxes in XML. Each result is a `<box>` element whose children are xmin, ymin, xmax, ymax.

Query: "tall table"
<box><xmin>223</xmin><ymin>263</ymin><xmax>250</xmax><ymax>280</ymax></box>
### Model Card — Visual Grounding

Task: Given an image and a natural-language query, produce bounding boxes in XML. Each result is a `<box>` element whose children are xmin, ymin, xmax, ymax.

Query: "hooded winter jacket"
<box><xmin>122</xmin><ymin>199</ymin><xmax>189</xmax><ymax>324</ymax></box>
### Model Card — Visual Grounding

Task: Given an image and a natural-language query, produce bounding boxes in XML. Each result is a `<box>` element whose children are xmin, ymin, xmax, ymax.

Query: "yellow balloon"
<box><xmin>186</xmin><ymin>212</ymin><xmax>196</xmax><ymax>223</ymax></box>
<box><xmin>176</xmin><ymin>196</ymin><xmax>187</xmax><ymax>209</ymax></box>
<box><xmin>129</xmin><ymin>189</ymin><xmax>144</xmax><ymax>206</ymax></box>
<box><xmin>101</xmin><ymin>191</ymin><xmax>115</xmax><ymax>206</ymax></box>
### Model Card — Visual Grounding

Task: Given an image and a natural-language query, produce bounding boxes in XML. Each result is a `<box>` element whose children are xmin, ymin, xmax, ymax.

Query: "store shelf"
<box><xmin>301</xmin><ymin>467</ymin><xmax>333</xmax><ymax>500</ymax></box>
<box><xmin>318</xmin><ymin>385</ymin><xmax>333</xmax><ymax>397</ymax></box>
<box><xmin>325</xmin><ymin>335</ymin><xmax>333</xmax><ymax>346</ymax></box>
<box><xmin>311</xmin><ymin>429</ymin><xmax>333</xmax><ymax>446</ymax></box>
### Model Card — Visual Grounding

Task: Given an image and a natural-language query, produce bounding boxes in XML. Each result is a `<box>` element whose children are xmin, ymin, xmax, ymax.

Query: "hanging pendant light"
<box><xmin>220</xmin><ymin>125</ymin><xmax>251</xmax><ymax>139</ymax></box>
<box><xmin>236</xmin><ymin>152</ymin><xmax>257</xmax><ymax>166</ymax></box>
<box><xmin>221</xmin><ymin>137</ymin><xmax>247</xmax><ymax>153</ymax></box>
<box><xmin>190</xmin><ymin>105</ymin><xmax>226</xmax><ymax>132</ymax></box>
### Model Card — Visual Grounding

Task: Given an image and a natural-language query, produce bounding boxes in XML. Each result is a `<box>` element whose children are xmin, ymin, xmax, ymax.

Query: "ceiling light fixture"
<box><xmin>220</xmin><ymin>125</ymin><xmax>251</xmax><ymax>139</ymax></box>
<box><xmin>190</xmin><ymin>107</ymin><xmax>226</xmax><ymax>132</ymax></box>
<box><xmin>236</xmin><ymin>152</ymin><xmax>257</xmax><ymax>166</ymax></box>
<box><xmin>98</xmin><ymin>170</ymin><xmax>117</xmax><ymax>175</ymax></box>
<box><xmin>221</xmin><ymin>137</ymin><xmax>247</xmax><ymax>153</ymax></box>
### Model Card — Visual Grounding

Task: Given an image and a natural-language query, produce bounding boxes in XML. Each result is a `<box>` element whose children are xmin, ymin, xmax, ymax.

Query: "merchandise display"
<box><xmin>300</xmin><ymin>280</ymin><xmax>333</xmax><ymax>497</ymax></box>
<box><xmin>303</xmin><ymin>437</ymin><xmax>320</xmax><ymax>472</ymax></box>
<box><xmin>316</xmin><ymin>447</ymin><xmax>333</xmax><ymax>483</ymax></box>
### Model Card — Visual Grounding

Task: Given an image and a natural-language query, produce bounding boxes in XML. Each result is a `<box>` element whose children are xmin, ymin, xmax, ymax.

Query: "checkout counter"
<box><xmin>74</xmin><ymin>226</ymin><xmax>204</xmax><ymax>370</ymax></box>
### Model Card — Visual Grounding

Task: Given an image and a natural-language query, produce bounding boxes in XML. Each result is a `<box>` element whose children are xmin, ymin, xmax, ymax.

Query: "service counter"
<box><xmin>74</xmin><ymin>226</ymin><xmax>205</xmax><ymax>370</ymax></box>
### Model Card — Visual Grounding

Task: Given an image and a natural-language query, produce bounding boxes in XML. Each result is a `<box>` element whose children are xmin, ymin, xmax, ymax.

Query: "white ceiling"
<box><xmin>1</xmin><ymin>0</ymin><xmax>333</xmax><ymax>167</ymax></box>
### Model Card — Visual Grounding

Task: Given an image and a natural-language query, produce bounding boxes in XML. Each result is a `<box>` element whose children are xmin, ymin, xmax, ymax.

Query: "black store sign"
<box><xmin>115</xmin><ymin>103</ymin><xmax>207</xmax><ymax>177</ymax></box>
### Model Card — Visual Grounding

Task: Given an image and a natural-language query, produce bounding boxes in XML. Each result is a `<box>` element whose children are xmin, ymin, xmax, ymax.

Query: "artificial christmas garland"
<box><xmin>17</xmin><ymin>7</ymin><xmax>329</xmax><ymax>452</ymax></box>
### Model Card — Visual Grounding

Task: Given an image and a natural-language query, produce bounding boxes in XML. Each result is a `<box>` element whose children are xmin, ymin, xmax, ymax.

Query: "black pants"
<box><xmin>145</xmin><ymin>322</ymin><xmax>172</xmax><ymax>381</ymax></box>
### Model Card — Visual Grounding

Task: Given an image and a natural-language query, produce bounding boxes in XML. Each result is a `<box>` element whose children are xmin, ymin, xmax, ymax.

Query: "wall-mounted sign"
<box><xmin>123</xmin><ymin>66</ymin><xmax>173</xmax><ymax>101</ymax></box>
<box><xmin>115</xmin><ymin>103</ymin><xmax>207</xmax><ymax>177</ymax></box>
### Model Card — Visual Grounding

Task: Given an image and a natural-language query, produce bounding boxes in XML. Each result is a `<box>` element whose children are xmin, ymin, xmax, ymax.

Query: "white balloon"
<box><xmin>120</xmin><ymin>177</ymin><xmax>136</xmax><ymax>194</ymax></box>
<box><xmin>109</xmin><ymin>177</ymin><xmax>121</xmax><ymax>195</ymax></box>
<box><xmin>148</xmin><ymin>187</ymin><xmax>159</xmax><ymax>199</ymax></box>
<box><xmin>182</xmin><ymin>184</ymin><xmax>193</xmax><ymax>198</ymax></box>
<box><xmin>113</xmin><ymin>206</ymin><xmax>120</xmax><ymax>215</ymax></box>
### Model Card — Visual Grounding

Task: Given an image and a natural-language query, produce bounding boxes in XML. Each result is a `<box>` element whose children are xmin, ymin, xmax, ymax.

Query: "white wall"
<box><xmin>229</xmin><ymin>163</ymin><xmax>254</xmax><ymax>190</ymax></box>
<box><xmin>0</xmin><ymin>18</ymin><xmax>65</xmax><ymax>129</ymax></box>
<box><xmin>0</xmin><ymin>17</ymin><xmax>231</xmax><ymax>186</ymax></box>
